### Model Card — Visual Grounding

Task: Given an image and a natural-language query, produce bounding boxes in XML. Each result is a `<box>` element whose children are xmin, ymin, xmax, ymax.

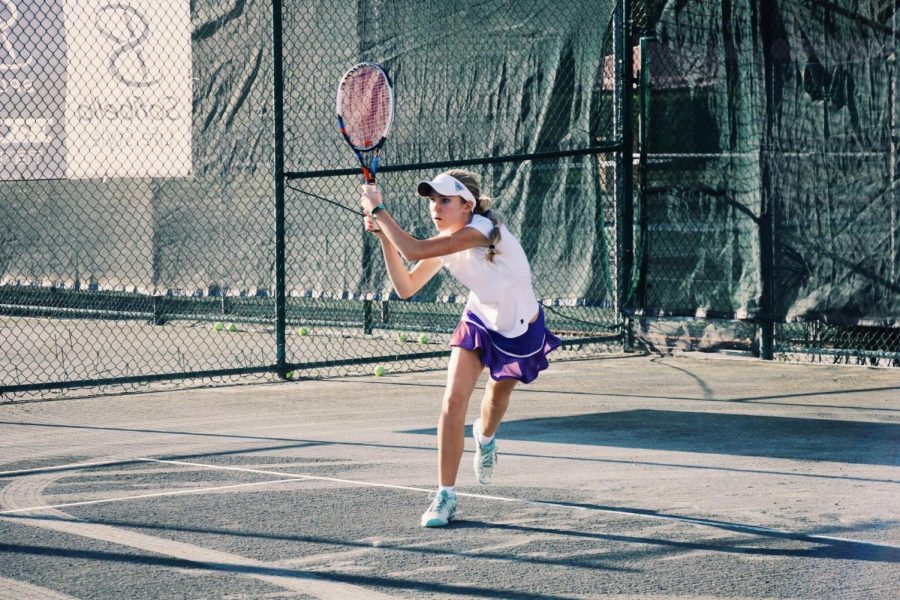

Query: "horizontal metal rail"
<box><xmin>0</xmin><ymin>366</ymin><xmax>276</xmax><ymax>396</ymax></box>
<box><xmin>285</xmin><ymin>143</ymin><xmax>623</xmax><ymax>180</ymax></box>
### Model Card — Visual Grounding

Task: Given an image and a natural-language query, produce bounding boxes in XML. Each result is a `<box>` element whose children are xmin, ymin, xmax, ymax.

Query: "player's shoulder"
<box><xmin>465</xmin><ymin>214</ymin><xmax>494</xmax><ymax>236</ymax></box>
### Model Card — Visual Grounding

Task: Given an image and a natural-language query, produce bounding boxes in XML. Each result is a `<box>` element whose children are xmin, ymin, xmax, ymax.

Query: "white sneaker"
<box><xmin>421</xmin><ymin>490</ymin><xmax>457</xmax><ymax>527</ymax></box>
<box><xmin>472</xmin><ymin>418</ymin><xmax>497</xmax><ymax>485</ymax></box>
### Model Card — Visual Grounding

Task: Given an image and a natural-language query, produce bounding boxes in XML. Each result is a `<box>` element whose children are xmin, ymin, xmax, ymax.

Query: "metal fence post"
<box><xmin>152</xmin><ymin>296</ymin><xmax>165</xmax><ymax>326</ymax></box>
<box><xmin>273</xmin><ymin>0</ymin><xmax>288</xmax><ymax>377</ymax></box>
<box><xmin>892</xmin><ymin>10</ymin><xmax>898</xmax><ymax>295</ymax></box>
<box><xmin>758</xmin><ymin>0</ymin><xmax>776</xmax><ymax>360</ymax></box>
<box><xmin>636</xmin><ymin>34</ymin><xmax>652</xmax><ymax>314</ymax></box>
<box><xmin>615</xmin><ymin>0</ymin><xmax>635</xmax><ymax>351</ymax></box>
<box><xmin>759</xmin><ymin>211</ymin><xmax>775</xmax><ymax>360</ymax></box>
<box><xmin>363</xmin><ymin>299</ymin><xmax>373</xmax><ymax>335</ymax></box>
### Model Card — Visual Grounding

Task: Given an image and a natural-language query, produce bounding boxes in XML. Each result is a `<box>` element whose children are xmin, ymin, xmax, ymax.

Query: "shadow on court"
<box><xmin>2</xmin><ymin>513</ymin><xmax>637</xmax><ymax>572</ymax></box>
<box><xmin>404</xmin><ymin>410</ymin><xmax>900</xmax><ymax>466</ymax></box>
<box><xmin>347</xmin><ymin>379</ymin><xmax>900</xmax><ymax>413</ymax></box>
<box><xmin>6</xmin><ymin>507</ymin><xmax>898</xmax><ymax>568</ymax></box>
<box><xmin>0</xmin><ymin>542</ymin><xmax>577</xmax><ymax>600</ymax></box>
<box><xmin>452</xmin><ymin>520</ymin><xmax>900</xmax><ymax>564</ymax></box>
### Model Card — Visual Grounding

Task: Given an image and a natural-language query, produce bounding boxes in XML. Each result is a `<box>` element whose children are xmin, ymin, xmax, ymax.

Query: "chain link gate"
<box><xmin>278</xmin><ymin>0</ymin><xmax>626</xmax><ymax>379</ymax></box>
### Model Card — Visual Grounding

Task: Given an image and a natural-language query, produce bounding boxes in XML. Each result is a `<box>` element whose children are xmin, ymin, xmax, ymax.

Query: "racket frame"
<box><xmin>335</xmin><ymin>62</ymin><xmax>394</xmax><ymax>185</ymax></box>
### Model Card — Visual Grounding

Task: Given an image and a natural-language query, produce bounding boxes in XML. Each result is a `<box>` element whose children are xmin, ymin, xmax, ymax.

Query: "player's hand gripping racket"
<box><xmin>336</xmin><ymin>62</ymin><xmax>394</xmax><ymax>185</ymax></box>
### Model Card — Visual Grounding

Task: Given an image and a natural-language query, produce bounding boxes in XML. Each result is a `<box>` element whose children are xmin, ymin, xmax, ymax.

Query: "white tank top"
<box><xmin>439</xmin><ymin>214</ymin><xmax>540</xmax><ymax>337</ymax></box>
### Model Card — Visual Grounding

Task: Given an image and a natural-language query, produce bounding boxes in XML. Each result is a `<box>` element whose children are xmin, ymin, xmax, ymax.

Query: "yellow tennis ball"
<box><xmin>213</xmin><ymin>321</ymin><xmax>224</xmax><ymax>331</ymax></box>
<box><xmin>398</xmin><ymin>333</ymin><xmax>408</xmax><ymax>343</ymax></box>
<box><xmin>227</xmin><ymin>322</ymin><xmax>237</xmax><ymax>332</ymax></box>
<box><xmin>297</xmin><ymin>326</ymin><xmax>309</xmax><ymax>336</ymax></box>
<box><xmin>419</xmin><ymin>334</ymin><xmax>429</xmax><ymax>344</ymax></box>
<box><xmin>374</xmin><ymin>365</ymin><xmax>386</xmax><ymax>377</ymax></box>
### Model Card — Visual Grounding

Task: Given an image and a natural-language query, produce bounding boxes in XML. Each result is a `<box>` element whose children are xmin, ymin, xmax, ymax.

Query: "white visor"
<box><xmin>416</xmin><ymin>173</ymin><xmax>476</xmax><ymax>206</ymax></box>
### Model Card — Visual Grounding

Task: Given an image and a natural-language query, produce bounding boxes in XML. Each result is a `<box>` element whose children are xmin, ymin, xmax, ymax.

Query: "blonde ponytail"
<box><xmin>447</xmin><ymin>169</ymin><xmax>502</xmax><ymax>262</ymax></box>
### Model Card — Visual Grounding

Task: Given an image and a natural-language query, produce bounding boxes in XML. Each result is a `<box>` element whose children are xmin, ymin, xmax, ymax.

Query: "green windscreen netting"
<box><xmin>635</xmin><ymin>0</ymin><xmax>898</xmax><ymax>327</ymax></box>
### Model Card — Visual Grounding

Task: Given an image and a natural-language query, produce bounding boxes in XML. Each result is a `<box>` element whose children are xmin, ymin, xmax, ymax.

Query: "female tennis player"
<box><xmin>360</xmin><ymin>169</ymin><xmax>560</xmax><ymax>527</ymax></box>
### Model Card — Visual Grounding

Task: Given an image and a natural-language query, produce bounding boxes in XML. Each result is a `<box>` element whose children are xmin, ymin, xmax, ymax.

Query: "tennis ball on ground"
<box><xmin>374</xmin><ymin>365</ymin><xmax>386</xmax><ymax>377</ymax></box>
<box><xmin>419</xmin><ymin>334</ymin><xmax>430</xmax><ymax>344</ymax></box>
<box><xmin>226</xmin><ymin>322</ymin><xmax>237</xmax><ymax>332</ymax></box>
<box><xmin>213</xmin><ymin>321</ymin><xmax>224</xmax><ymax>332</ymax></box>
<box><xmin>398</xmin><ymin>333</ymin><xmax>408</xmax><ymax>343</ymax></box>
<box><xmin>297</xmin><ymin>326</ymin><xmax>309</xmax><ymax>336</ymax></box>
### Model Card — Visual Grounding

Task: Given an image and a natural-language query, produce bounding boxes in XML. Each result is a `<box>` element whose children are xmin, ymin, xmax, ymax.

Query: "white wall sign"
<box><xmin>64</xmin><ymin>0</ymin><xmax>192</xmax><ymax>178</ymax></box>
<box><xmin>0</xmin><ymin>0</ymin><xmax>192</xmax><ymax>180</ymax></box>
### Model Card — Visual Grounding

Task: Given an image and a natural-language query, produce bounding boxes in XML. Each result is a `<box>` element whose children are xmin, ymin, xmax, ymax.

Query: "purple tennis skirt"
<box><xmin>449</xmin><ymin>307</ymin><xmax>561</xmax><ymax>383</ymax></box>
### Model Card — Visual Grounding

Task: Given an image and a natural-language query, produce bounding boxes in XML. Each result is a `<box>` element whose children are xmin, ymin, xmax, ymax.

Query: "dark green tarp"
<box><xmin>640</xmin><ymin>0</ymin><xmax>899</xmax><ymax>325</ymax></box>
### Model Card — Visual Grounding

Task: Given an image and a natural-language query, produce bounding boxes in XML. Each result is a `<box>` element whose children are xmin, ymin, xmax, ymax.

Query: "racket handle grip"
<box><xmin>361</xmin><ymin>183</ymin><xmax>382</xmax><ymax>209</ymax></box>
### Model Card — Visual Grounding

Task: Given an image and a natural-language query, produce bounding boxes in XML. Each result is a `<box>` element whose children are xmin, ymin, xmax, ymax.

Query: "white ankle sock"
<box><xmin>478</xmin><ymin>431</ymin><xmax>494</xmax><ymax>446</ymax></box>
<box><xmin>438</xmin><ymin>485</ymin><xmax>456</xmax><ymax>496</ymax></box>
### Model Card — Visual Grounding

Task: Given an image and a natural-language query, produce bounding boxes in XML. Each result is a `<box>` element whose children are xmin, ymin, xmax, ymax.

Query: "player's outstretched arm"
<box><xmin>364</xmin><ymin>214</ymin><xmax>442</xmax><ymax>299</ymax></box>
<box><xmin>360</xmin><ymin>186</ymin><xmax>488</xmax><ymax>261</ymax></box>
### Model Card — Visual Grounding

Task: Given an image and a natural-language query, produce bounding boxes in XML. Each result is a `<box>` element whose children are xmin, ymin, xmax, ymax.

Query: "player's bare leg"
<box><xmin>473</xmin><ymin>377</ymin><xmax>517</xmax><ymax>484</ymax></box>
<box><xmin>438</xmin><ymin>347</ymin><xmax>483</xmax><ymax>486</ymax></box>
<box><xmin>422</xmin><ymin>347</ymin><xmax>483</xmax><ymax>527</ymax></box>
<box><xmin>479</xmin><ymin>377</ymin><xmax>517</xmax><ymax>436</ymax></box>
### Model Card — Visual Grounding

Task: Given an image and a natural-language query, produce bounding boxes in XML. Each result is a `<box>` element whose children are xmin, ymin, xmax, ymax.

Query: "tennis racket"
<box><xmin>335</xmin><ymin>62</ymin><xmax>394</xmax><ymax>185</ymax></box>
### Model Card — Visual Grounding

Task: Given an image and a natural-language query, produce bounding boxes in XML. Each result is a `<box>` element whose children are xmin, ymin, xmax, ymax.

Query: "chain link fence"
<box><xmin>627</xmin><ymin>0</ymin><xmax>899</xmax><ymax>367</ymax></box>
<box><xmin>281</xmin><ymin>0</ymin><xmax>625</xmax><ymax>378</ymax></box>
<box><xmin>3</xmin><ymin>0</ymin><xmax>896</xmax><ymax>400</ymax></box>
<box><xmin>1</xmin><ymin>0</ymin><xmax>626</xmax><ymax>399</ymax></box>
<box><xmin>2</xmin><ymin>1</ymin><xmax>279</xmax><ymax>397</ymax></box>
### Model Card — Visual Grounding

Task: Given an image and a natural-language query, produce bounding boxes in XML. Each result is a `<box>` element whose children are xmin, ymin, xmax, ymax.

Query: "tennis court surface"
<box><xmin>1</xmin><ymin>354</ymin><xmax>898</xmax><ymax>599</ymax></box>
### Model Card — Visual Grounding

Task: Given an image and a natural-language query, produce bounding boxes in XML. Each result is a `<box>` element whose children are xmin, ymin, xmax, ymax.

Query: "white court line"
<box><xmin>0</xmin><ymin>477</ymin><xmax>303</xmax><ymax>515</ymax></box>
<box><xmin>3</xmin><ymin>456</ymin><xmax>898</xmax><ymax>551</ymax></box>
<box><xmin>0</xmin><ymin>459</ymin><xmax>139</xmax><ymax>477</ymax></box>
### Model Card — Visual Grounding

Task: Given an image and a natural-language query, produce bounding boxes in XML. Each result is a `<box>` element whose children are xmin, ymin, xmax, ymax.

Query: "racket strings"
<box><xmin>338</xmin><ymin>66</ymin><xmax>392</xmax><ymax>150</ymax></box>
